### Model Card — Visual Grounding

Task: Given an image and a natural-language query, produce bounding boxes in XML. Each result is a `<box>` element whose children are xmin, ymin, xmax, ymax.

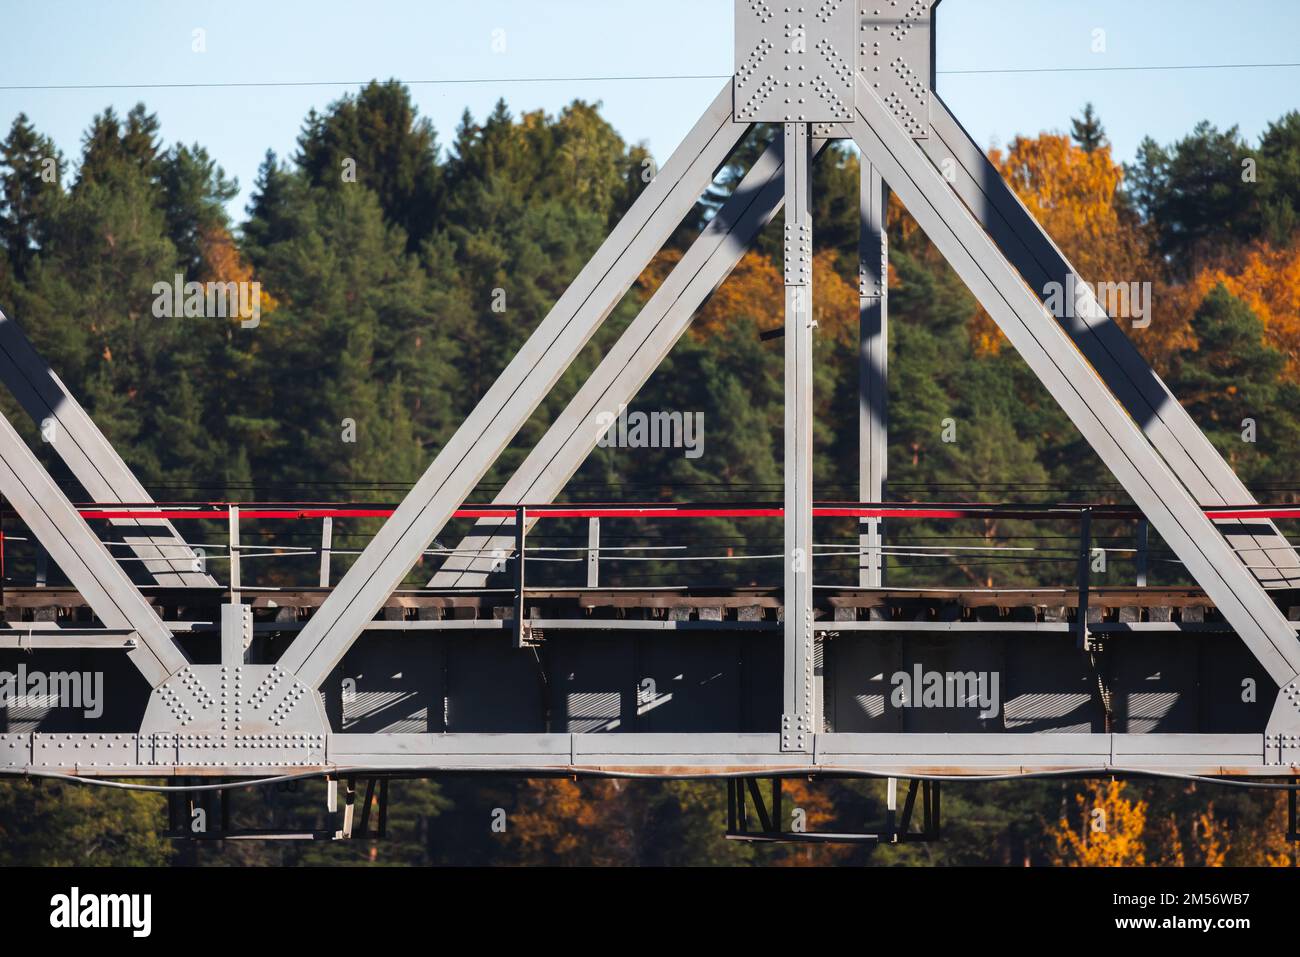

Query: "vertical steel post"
<box><xmin>886</xmin><ymin>776</ymin><xmax>898</xmax><ymax>842</ymax></box>
<box><xmin>228</xmin><ymin>504</ymin><xmax>241</xmax><ymax>605</ymax></box>
<box><xmin>220</xmin><ymin>602</ymin><xmax>251</xmax><ymax>667</ymax></box>
<box><xmin>859</xmin><ymin>161</ymin><xmax>889</xmax><ymax>587</ymax></box>
<box><xmin>1077</xmin><ymin>508</ymin><xmax>1093</xmax><ymax>649</ymax></box>
<box><xmin>1135</xmin><ymin>518</ymin><xmax>1149</xmax><ymax>588</ymax></box>
<box><xmin>586</xmin><ymin>516</ymin><xmax>599</xmax><ymax>588</ymax></box>
<box><xmin>319</xmin><ymin>515</ymin><xmax>333</xmax><ymax>588</ymax></box>
<box><xmin>514</xmin><ymin>506</ymin><xmax>528</xmax><ymax>648</ymax></box>
<box><xmin>782</xmin><ymin>122</ymin><xmax>815</xmax><ymax>752</ymax></box>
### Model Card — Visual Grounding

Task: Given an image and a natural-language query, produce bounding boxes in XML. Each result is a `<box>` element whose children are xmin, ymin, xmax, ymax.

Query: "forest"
<box><xmin>1</xmin><ymin>82</ymin><xmax>1300</xmax><ymax>864</ymax></box>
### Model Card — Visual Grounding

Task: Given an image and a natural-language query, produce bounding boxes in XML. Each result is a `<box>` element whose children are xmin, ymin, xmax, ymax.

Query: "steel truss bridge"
<box><xmin>2</xmin><ymin>1</ymin><xmax>1300</xmax><ymax>842</ymax></box>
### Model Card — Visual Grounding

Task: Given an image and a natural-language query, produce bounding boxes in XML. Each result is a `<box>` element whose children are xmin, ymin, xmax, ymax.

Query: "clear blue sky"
<box><xmin>3</xmin><ymin>0</ymin><xmax>1299</xmax><ymax>220</ymax></box>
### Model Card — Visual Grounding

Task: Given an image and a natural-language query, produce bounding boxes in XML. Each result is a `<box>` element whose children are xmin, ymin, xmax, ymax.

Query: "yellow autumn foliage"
<box><xmin>1050</xmin><ymin>780</ymin><xmax>1148</xmax><ymax>866</ymax></box>
<box><xmin>198</xmin><ymin>225</ymin><xmax>279</xmax><ymax>320</ymax></box>
<box><xmin>972</xmin><ymin>134</ymin><xmax>1162</xmax><ymax>361</ymax></box>
<box><xmin>639</xmin><ymin>247</ymin><xmax>859</xmax><ymax>346</ymax></box>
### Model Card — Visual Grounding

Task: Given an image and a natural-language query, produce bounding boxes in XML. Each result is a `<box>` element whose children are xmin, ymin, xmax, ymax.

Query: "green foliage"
<box><xmin>1126</xmin><ymin>117</ymin><xmax>1300</xmax><ymax>272</ymax></box>
<box><xmin>297</xmin><ymin>81</ymin><xmax>443</xmax><ymax>252</ymax></box>
<box><xmin>1255</xmin><ymin>111</ymin><xmax>1300</xmax><ymax>245</ymax></box>
<box><xmin>0</xmin><ymin>780</ymin><xmax>172</xmax><ymax>866</ymax></box>
<box><xmin>1169</xmin><ymin>284</ymin><xmax>1300</xmax><ymax>485</ymax></box>
<box><xmin>0</xmin><ymin>113</ymin><xmax>64</xmax><ymax>280</ymax></box>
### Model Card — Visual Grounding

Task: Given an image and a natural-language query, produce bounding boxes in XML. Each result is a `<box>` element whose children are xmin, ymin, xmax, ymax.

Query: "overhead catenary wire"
<box><xmin>3</xmin><ymin>60</ymin><xmax>1300</xmax><ymax>93</ymax></box>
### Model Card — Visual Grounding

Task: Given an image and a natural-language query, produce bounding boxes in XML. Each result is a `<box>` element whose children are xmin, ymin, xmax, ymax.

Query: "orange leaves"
<box><xmin>638</xmin><ymin>246</ymin><xmax>782</xmax><ymax>339</ymax></box>
<box><xmin>974</xmin><ymin>134</ymin><xmax>1157</xmax><ymax>359</ymax></box>
<box><xmin>1192</xmin><ymin>805</ymin><xmax>1231</xmax><ymax>867</ymax></box>
<box><xmin>1181</xmin><ymin>241</ymin><xmax>1300</xmax><ymax>378</ymax></box>
<box><xmin>992</xmin><ymin>135</ymin><xmax>1127</xmax><ymax>266</ymax></box>
<box><xmin>506</xmin><ymin>778</ymin><xmax>627</xmax><ymax>863</ymax></box>
<box><xmin>198</xmin><ymin>225</ymin><xmax>278</xmax><ymax>318</ymax></box>
<box><xmin>638</xmin><ymin>246</ymin><xmax>858</xmax><ymax>345</ymax></box>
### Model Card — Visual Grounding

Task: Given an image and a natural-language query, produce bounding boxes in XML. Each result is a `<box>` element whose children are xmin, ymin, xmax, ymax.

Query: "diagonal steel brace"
<box><xmin>921</xmin><ymin>98</ymin><xmax>1300</xmax><ymax>589</ymax></box>
<box><xmin>277</xmin><ymin>84</ymin><xmax>748</xmax><ymax>689</ymax></box>
<box><xmin>429</xmin><ymin>132</ymin><xmax>838</xmax><ymax>587</ymax></box>
<box><xmin>851</xmin><ymin>74</ymin><xmax>1300</xmax><ymax>689</ymax></box>
<box><xmin>0</xmin><ymin>309</ymin><xmax>214</xmax><ymax>586</ymax></box>
<box><xmin>0</xmin><ymin>410</ymin><xmax>187</xmax><ymax>686</ymax></box>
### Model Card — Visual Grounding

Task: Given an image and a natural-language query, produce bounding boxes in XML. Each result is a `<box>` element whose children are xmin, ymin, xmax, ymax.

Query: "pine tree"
<box><xmin>1125</xmin><ymin>121</ymin><xmax>1256</xmax><ymax>272</ymax></box>
<box><xmin>157</xmin><ymin>143</ymin><xmax>237</xmax><ymax>274</ymax></box>
<box><xmin>0</xmin><ymin>113</ymin><xmax>64</xmax><ymax>279</ymax></box>
<box><xmin>1070</xmin><ymin>102</ymin><xmax>1107</xmax><ymax>153</ymax></box>
<box><xmin>76</xmin><ymin>104</ymin><xmax>161</xmax><ymax>190</ymax></box>
<box><xmin>1255</xmin><ymin>110</ymin><xmax>1300</xmax><ymax>244</ymax></box>
<box><xmin>295</xmin><ymin>80</ymin><xmax>443</xmax><ymax>251</ymax></box>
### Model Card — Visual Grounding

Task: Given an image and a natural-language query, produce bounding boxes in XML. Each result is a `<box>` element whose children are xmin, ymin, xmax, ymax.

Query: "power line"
<box><xmin>940</xmin><ymin>61</ymin><xmax>1300</xmax><ymax>76</ymax></box>
<box><xmin>0</xmin><ymin>74</ymin><xmax>732</xmax><ymax>93</ymax></box>
<box><xmin>2</xmin><ymin>61</ymin><xmax>1299</xmax><ymax>93</ymax></box>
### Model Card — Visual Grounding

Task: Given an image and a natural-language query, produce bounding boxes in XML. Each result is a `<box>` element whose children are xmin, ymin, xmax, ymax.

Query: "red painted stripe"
<box><xmin>69</xmin><ymin>504</ymin><xmax>1300</xmax><ymax>521</ymax></box>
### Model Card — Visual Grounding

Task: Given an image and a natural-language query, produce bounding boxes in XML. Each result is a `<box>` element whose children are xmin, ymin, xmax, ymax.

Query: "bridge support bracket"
<box><xmin>725</xmin><ymin>776</ymin><xmax>941</xmax><ymax>845</ymax></box>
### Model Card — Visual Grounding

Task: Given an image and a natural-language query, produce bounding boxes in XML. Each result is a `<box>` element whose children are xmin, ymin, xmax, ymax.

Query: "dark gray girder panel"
<box><xmin>0</xmin><ymin>649</ymin><xmax>149</xmax><ymax>733</ymax></box>
<box><xmin>322</xmin><ymin>631</ymin><xmax>782</xmax><ymax>736</ymax></box>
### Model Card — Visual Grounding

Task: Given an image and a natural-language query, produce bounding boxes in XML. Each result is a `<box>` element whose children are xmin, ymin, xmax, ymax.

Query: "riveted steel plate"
<box><xmin>734</xmin><ymin>0</ymin><xmax>858</xmax><ymax>122</ymax></box>
<box><xmin>140</xmin><ymin>664</ymin><xmax>328</xmax><ymax>738</ymax></box>
<box><xmin>858</xmin><ymin>0</ymin><xmax>936</xmax><ymax>139</ymax></box>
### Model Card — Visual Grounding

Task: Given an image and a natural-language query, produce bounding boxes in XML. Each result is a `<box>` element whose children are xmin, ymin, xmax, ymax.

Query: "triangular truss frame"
<box><xmin>1</xmin><ymin>0</ymin><xmax>1298</xmax><ymax>764</ymax></box>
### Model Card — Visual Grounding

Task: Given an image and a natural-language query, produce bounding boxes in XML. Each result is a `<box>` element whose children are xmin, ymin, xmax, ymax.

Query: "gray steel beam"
<box><xmin>277</xmin><ymin>84</ymin><xmax>746</xmax><ymax>688</ymax></box>
<box><xmin>0</xmin><ymin>309</ymin><xmax>214</xmax><ymax>586</ymax></box>
<box><xmin>921</xmin><ymin>99</ymin><xmax>1300</xmax><ymax>588</ymax></box>
<box><xmin>859</xmin><ymin>161</ymin><xmax>888</xmax><ymax>587</ymax></box>
<box><xmin>782</xmin><ymin>122</ymin><xmax>816</xmax><ymax>752</ymax></box>
<box><xmin>5</xmin><ymin>730</ymin><xmax>1283</xmax><ymax>777</ymax></box>
<box><xmin>0</xmin><ymin>631</ymin><xmax>138</xmax><ymax>650</ymax></box>
<box><xmin>849</xmin><ymin>75</ymin><xmax>1300</xmax><ymax>689</ymax></box>
<box><xmin>429</xmin><ymin>134</ymin><xmax>834</xmax><ymax>587</ymax></box>
<box><xmin>0</xmin><ymin>410</ymin><xmax>186</xmax><ymax>686</ymax></box>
